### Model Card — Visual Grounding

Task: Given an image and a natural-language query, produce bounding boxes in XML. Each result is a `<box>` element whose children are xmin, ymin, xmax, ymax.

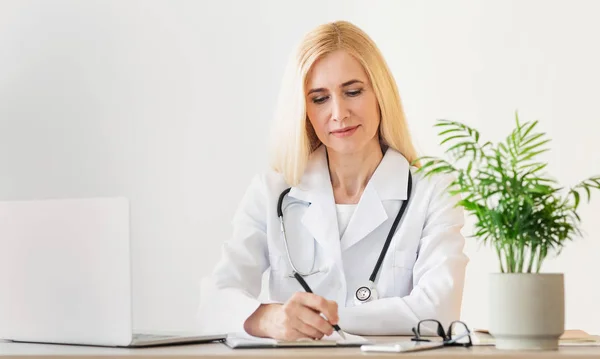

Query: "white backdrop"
<box><xmin>1</xmin><ymin>0</ymin><xmax>599</xmax><ymax>334</ymax></box>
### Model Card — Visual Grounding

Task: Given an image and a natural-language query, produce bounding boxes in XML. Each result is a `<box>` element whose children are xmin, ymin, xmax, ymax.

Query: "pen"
<box><xmin>293</xmin><ymin>272</ymin><xmax>347</xmax><ymax>340</ymax></box>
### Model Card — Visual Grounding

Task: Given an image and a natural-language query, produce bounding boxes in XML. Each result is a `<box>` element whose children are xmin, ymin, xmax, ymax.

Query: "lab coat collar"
<box><xmin>288</xmin><ymin>145</ymin><xmax>411</xmax><ymax>255</ymax></box>
<box><xmin>368</xmin><ymin>146</ymin><xmax>410</xmax><ymax>201</ymax></box>
<box><xmin>287</xmin><ymin>145</ymin><xmax>330</xmax><ymax>203</ymax></box>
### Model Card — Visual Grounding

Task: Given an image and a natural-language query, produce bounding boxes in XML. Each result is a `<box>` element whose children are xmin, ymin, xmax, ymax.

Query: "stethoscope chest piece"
<box><xmin>354</xmin><ymin>281</ymin><xmax>379</xmax><ymax>305</ymax></box>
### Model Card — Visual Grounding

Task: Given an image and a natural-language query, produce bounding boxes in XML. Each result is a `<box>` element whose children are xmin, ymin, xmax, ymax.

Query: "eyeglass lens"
<box><xmin>448</xmin><ymin>321</ymin><xmax>471</xmax><ymax>344</ymax></box>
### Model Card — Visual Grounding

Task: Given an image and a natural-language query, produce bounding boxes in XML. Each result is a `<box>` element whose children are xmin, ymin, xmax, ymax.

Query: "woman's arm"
<box><xmin>338</xmin><ymin>173</ymin><xmax>469</xmax><ymax>335</ymax></box>
<box><xmin>196</xmin><ymin>175</ymin><xmax>340</xmax><ymax>339</ymax></box>
<box><xmin>197</xmin><ymin>174</ymin><xmax>270</xmax><ymax>334</ymax></box>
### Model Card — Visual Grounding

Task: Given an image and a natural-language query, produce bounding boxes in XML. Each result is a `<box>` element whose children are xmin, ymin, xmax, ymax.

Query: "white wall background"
<box><xmin>1</xmin><ymin>0</ymin><xmax>599</xmax><ymax>334</ymax></box>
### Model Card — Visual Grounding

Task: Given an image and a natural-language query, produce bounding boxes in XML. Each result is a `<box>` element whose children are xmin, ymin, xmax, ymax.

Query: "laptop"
<box><xmin>0</xmin><ymin>196</ymin><xmax>225</xmax><ymax>347</ymax></box>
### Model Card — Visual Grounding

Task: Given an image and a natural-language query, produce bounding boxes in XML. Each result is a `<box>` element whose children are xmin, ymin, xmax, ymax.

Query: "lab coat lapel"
<box><xmin>288</xmin><ymin>146</ymin><xmax>342</xmax><ymax>266</ymax></box>
<box><xmin>300</xmin><ymin>200</ymin><xmax>341</xmax><ymax>265</ymax></box>
<box><xmin>340</xmin><ymin>148</ymin><xmax>410</xmax><ymax>252</ymax></box>
<box><xmin>339</xmin><ymin>183</ymin><xmax>388</xmax><ymax>252</ymax></box>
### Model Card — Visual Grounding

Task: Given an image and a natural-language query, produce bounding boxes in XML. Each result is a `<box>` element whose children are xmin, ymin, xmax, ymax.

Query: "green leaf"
<box><xmin>440</xmin><ymin>134</ymin><xmax>470</xmax><ymax>145</ymax></box>
<box><xmin>413</xmin><ymin>156</ymin><xmax>436</xmax><ymax>168</ymax></box>
<box><xmin>434</xmin><ymin>119</ymin><xmax>454</xmax><ymax>127</ymax></box>
<box><xmin>519</xmin><ymin>162</ymin><xmax>547</xmax><ymax>171</ymax></box>
<box><xmin>519</xmin><ymin>139</ymin><xmax>552</xmax><ymax>158</ymax></box>
<box><xmin>520</xmin><ymin>132</ymin><xmax>545</xmax><ymax>148</ymax></box>
<box><xmin>446</xmin><ymin>141</ymin><xmax>476</xmax><ymax>154</ymax></box>
<box><xmin>520</xmin><ymin>120</ymin><xmax>539</xmax><ymax>140</ymax></box>
<box><xmin>584</xmin><ymin>185</ymin><xmax>591</xmax><ymax>201</ymax></box>
<box><xmin>519</xmin><ymin>149</ymin><xmax>549</xmax><ymax>163</ymax></box>
<box><xmin>438</xmin><ymin>128</ymin><xmax>463</xmax><ymax>136</ymax></box>
<box><xmin>428</xmin><ymin>165</ymin><xmax>456</xmax><ymax>175</ymax></box>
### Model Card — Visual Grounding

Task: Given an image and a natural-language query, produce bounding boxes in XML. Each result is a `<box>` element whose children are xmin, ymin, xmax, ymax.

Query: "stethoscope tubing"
<box><xmin>277</xmin><ymin>170</ymin><xmax>413</xmax><ymax>291</ymax></box>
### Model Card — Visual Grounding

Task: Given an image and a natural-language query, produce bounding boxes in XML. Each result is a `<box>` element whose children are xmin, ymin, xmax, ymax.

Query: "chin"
<box><xmin>326</xmin><ymin>141</ymin><xmax>368</xmax><ymax>155</ymax></box>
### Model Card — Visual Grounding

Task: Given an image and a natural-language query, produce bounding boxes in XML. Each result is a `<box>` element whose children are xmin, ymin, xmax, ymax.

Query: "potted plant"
<box><xmin>414</xmin><ymin>112</ymin><xmax>600</xmax><ymax>350</ymax></box>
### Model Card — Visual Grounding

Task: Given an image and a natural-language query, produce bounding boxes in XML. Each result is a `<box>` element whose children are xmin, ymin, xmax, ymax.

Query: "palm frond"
<box><xmin>433</xmin><ymin>119</ymin><xmax>491</xmax><ymax>161</ymax></box>
<box><xmin>569</xmin><ymin>176</ymin><xmax>600</xmax><ymax>209</ymax></box>
<box><xmin>414</xmin><ymin>156</ymin><xmax>458</xmax><ymax>178</ymax></box>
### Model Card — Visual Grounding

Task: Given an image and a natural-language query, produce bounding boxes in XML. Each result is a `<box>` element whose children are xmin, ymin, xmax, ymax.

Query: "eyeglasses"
<box><xmin>411</xmin><ymin>319</ymin><xmax>472</xmax><ymax>347</ymax></box>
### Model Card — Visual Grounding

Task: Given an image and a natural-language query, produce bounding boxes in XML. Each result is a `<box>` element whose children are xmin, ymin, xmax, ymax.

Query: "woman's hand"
<box><xmin>244</xmin><ymin>292</ymin><xmax>339</xmax><ymax>341</ymax></box>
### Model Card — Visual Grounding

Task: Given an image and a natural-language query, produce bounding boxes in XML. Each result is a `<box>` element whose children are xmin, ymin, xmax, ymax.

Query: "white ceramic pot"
<box><xmin>489</xmin><ymin>273</ymin><xmax>564</xmax><ymax>350</ymax></box>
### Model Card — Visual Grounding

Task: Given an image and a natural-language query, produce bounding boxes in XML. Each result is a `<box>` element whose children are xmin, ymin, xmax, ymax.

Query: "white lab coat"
<box><xmin>197</xmin><ymin>145</ymin><xmax>468</xmax><ymax>336</ymax></box>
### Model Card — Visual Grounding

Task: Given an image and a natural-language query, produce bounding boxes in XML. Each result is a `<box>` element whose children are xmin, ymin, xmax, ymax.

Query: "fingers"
<box><xmin>282</xmin><ymin>300</ymin><xmax>330</xmax><ymax>338</ymax></box>
<box><xmin>293</xmin><ymin>316</ymin><xmax>327</xmax><ymax>339</ymax></box>
<box><xmin>292</xmin><ymin>292</ymin><xmax>339</xmax><ymax>325</ymax></box>
<box><xmin>295</xmin><ymin>305</ymin><xmax>333</xmax><ymax>337</ymax></box>
<box><xmin>277</xmin><ymin>293</ymin><xmax>340</xmax><ymax>341</ymax></box>
<box><xmin>281</xmin><ymin>293</ymin><xmax>339</xmax><ymax>340</ymax></box>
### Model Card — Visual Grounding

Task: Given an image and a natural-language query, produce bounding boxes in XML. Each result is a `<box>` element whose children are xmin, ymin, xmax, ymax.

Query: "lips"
<box><xmin>331</xmin><ymin>125</ymin><xmax>359</xmax><ymax>138</ymax></box>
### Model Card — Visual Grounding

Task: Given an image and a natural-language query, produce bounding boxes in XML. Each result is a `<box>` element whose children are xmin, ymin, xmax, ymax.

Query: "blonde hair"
<box><xmin>269</xmin><ymin>20</ymin><xmax>420</xmax><ymax>186</ymax></box>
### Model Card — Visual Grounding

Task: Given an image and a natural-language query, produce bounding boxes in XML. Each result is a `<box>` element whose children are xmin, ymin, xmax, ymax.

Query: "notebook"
<box><xmin>225</xmin><ymin>331</ymin><xmax>371</xmax><ymax>348</ymax></box>
<box><xmin>472</xmin><ymin>329</ymin><xmax>600</xmax><ymax>347</ymax></box>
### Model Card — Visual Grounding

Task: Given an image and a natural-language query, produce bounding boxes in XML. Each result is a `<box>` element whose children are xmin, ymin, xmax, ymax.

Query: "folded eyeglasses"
<box><xmin>411</xmin><ymin>319</ymin><xmax>473</xmax><ymax>347</ymax></box>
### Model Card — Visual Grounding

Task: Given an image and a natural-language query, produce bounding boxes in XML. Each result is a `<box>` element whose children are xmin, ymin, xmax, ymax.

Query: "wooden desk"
<box><xmin>1</xmin><ymin>337</ymin><xmax>599</xmax><ymax>358</ymax></box>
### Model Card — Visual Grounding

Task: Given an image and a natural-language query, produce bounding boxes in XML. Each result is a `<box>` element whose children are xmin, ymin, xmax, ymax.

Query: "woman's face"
<box><xmin>305</xmin><ymin>50</ymin><xmax>381</xmax><ymax>155</ymax></box>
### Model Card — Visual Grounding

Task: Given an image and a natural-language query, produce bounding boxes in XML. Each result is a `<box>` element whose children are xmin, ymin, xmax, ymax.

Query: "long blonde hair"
<box><xmin>269</xmin><ymin>20</ymin><xmax>420</xmax><ymax>186</ymax></box>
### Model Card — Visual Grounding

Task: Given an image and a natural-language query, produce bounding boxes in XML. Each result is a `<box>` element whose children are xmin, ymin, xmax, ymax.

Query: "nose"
<box><xmin>331</xmin><ymin>96</ymin><xmax>350</xmax><ymax>122</ymax></box>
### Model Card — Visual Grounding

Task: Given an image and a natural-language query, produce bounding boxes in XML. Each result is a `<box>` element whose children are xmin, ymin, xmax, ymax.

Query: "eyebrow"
<box><xmin>307</xmin><ymin>79</ymin><xmax>364</xmax><ymax>95</ymax></box>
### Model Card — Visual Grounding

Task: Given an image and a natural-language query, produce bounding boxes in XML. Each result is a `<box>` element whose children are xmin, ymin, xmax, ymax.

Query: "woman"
<box><xmin>198</xmin><ymin>20</ymin><xmax>468</xmax><ymax>340</ymax></box>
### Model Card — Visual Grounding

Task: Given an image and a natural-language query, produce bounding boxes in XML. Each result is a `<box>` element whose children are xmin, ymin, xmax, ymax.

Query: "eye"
<box><xmin>346</xmin><ymin>89</ymin><xmax>363</xmax><ymax>97</ymax></box>
<box><xmin>312</xmin><ymin>96</ymin><xmax>329</xmax><ymax>104</ymax></box>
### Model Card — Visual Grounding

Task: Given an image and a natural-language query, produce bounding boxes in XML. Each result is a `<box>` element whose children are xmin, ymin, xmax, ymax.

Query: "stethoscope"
<box><xmin>277</xmin><ymin>171</ymin><xmax>412</xmax><ymax>306</ymax></box>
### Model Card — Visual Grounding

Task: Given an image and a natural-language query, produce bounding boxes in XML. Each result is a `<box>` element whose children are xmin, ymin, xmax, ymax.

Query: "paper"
<box><xmin>225</xmin><ymin>331</ymin><xmax>370</xmax><ymax>348</ymax></box>
<box><xmin>324</xmin><ymin>331</ymin><xmax>370</xmax><ymax>345</ymax></box>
